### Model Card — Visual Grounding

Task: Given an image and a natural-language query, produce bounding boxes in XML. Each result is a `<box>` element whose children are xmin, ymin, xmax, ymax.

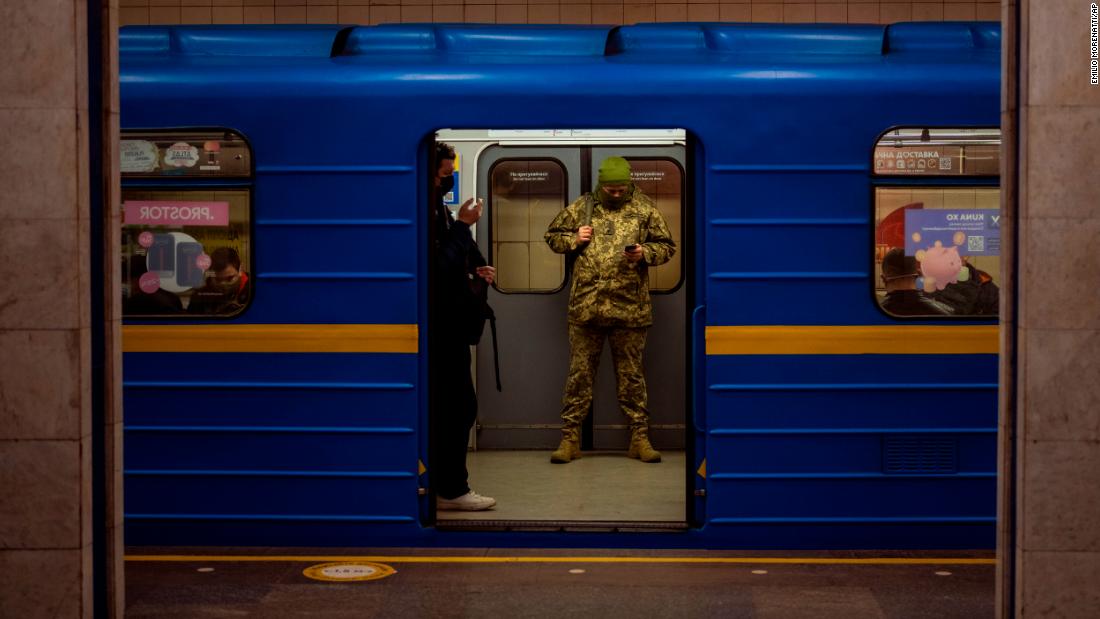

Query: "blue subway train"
<box><xmin>119</xmin><ymin>22</ymin><xmax>1001</xmax><ymax>549</ymax></box>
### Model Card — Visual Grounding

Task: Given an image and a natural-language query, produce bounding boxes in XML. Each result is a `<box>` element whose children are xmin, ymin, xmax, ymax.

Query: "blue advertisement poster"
<box><xmin>443</xmin><ymin>153</ymin><xmax>460</xmax><ymax>205</ymax></box>
<box><xmin>904</xmin><ymin>209</ymin><xmax>1001</xmax><ymax>257</ymax></box>
<box><xmin>443</xmin><ymin>170</ymin><xmax>460</xmax><ymax>205</ymax></box>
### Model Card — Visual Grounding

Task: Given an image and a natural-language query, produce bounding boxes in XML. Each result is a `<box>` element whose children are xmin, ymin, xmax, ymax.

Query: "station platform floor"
<box><xmin>125</xmin><ymin>548</ymin><xmax>996</xmax><ymax>617</ymax></box>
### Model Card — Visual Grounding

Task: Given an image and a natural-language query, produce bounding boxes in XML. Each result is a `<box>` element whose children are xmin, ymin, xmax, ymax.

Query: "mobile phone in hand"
<box><xmin>625</xmin><ymin>244</ymin><xmax>638</xmax><ymax>251</ymax></box>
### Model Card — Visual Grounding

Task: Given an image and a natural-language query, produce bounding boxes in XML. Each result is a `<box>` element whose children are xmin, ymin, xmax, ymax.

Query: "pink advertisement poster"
<box><xmin>124</xmin><ymin>201</ymin><xmax>230</xmax><ymax>227</ymax></box>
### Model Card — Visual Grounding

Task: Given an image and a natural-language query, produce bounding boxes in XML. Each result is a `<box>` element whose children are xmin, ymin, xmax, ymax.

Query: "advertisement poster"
<box><xmin>904</xmin><ymin>209</ymin><xmax>1001</xmax><ymax>257</ymax></box>
<box><xmin>444</xmin><ymin>154</ymin><xmax>460</xmax><ymax>205</ymax></box>
<box><xmin>123</xmin><ymin>201</ymin><xmax>230</xmax><ymax>227</ymax></box>
<box><xmin>164</xmin><ymin>142</ymin><xmax>200</xmax><ymax>168</ymax></box>
<box><xmin>444</xmin><ymin>171</ymin><xmax>459</xmax><ymax>205</ymax></box>
<box><xmin>120</xmin><ymin>140</ymin><xmax>159</xmax><ymax>173</ymax></box>
<box><xmin>874</xmin><ymin>146</ymin><xmax>962</xmax><ymax>174</ymax></box>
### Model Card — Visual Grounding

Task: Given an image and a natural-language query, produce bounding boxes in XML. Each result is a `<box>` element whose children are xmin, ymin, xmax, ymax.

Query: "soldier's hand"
<box><xmin>576</xmin><ymin>225</ymin><xmax>593</xmax><ymax>244</ymax></box>
<box><xmin>457</xmin><ymin>198</ymin><xmax>483</xmax><ymax>225</ymax></box>
<box><xmin>475</xmin><ymin>265</ymin><xmax>495</xmax><ymax>285</ymax></box>
<box><xmin>624</xmin><ymin>244</ymin><xmax>644</xmax><ymax>263</ymax></box>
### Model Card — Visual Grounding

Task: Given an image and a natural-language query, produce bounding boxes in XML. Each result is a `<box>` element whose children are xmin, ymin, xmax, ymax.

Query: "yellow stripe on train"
<box><xmin>706</xmin><ymin>325</ymin><xmax>999</xmax><ymax>355</ymax></box>
<box><xmin>122</xmin><ymin>324</ymin><xmax>418</xmax><ymax>353</ymax></box>
<box><xmin>123</xmin><ymin>324</ymin><xmax>997</xmax><ymax>355</ymax></box>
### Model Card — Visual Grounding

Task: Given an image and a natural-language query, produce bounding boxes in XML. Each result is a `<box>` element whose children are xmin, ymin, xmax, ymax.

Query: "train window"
<box><xmin>624</xmin><ymin>158</ymin><xmax>683</xmax><ymax>292</ymax></box>
<box><xmin>120</xmin><ymin>131</ymin><xmax>252</xmax><ymax>318</ymax></box>
<box><xmin>489</xmin><ymin>159</ymin><xmax>568</xmax><ymax>292</ymax></box>
<box><xmin>873</xmin><ymin>128</ymin><xmax>1001</xmax><ymax>318</ymax></box>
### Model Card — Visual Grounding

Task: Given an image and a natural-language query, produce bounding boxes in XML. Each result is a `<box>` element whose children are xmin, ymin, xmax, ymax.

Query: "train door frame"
<box><xmin>425</xmin><ymin>129</ymin><xmax>699</xmax><ymax>531</ymax></box>
<box><xmin>687</xmin><ymin>135</ymin><xmax>704</xmax><ymax>529</ymax></box>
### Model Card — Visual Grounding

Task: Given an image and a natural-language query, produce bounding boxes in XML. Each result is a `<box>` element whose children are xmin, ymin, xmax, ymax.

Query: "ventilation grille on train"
<box><xmin>882</xmin><ymin>437</ymin><xmax>957</xmax><ymax>474</ymax></box>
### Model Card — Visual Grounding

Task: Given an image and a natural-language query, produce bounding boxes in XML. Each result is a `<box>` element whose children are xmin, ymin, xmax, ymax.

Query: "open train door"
<box><xmin>435</xmin><ymin>129</ymin><xmax>691</xmax><ymax>528</ymax></box>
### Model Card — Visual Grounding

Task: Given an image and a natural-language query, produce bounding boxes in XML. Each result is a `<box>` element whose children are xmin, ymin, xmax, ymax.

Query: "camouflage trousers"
<box><xmin>559</xmin><ymin>323</ymin><xmax>649</xmax><ymax>430</ymax></box>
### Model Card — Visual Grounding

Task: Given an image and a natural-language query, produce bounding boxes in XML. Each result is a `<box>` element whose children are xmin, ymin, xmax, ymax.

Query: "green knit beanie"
<box><xmin>597</xmin><ymin>156</ymin><xmax>632</xmax><ymax>185</ymax></box>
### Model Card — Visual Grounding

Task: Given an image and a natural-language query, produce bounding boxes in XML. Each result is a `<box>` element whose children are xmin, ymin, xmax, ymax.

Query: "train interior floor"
<box><xmin>124</xmin><ymin>548</ymin><xmax>996</xmax><ymax>618</ymax></box>
<box><xmin>439</xmin><ymin>449</ymin><xmax>686</xmax><ymax>523</ymax></box>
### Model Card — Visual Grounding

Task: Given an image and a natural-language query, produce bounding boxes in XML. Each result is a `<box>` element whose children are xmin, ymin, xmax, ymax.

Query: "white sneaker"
<box><xmin>437</xmin><ymin>491</ymin><xmax>496</xmax><ymax>511</ymax></box>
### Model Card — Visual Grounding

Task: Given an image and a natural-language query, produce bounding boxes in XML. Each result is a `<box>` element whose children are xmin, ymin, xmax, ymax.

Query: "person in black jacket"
<box><xmin>880</xmin><ymin>248</ymin><xmax>954</xmax><ymax>316</ymax></box>
<box><xmin>931</xmin><ymin>261</ymin><xmax>1000</xmax><ymax>316</ymax></box>
<box><xmin>429</xmin><ymin>142</ymin><xmax>497</xmax><ymax>511</ymax></box>
<box><xmin>187</xmin><ymin>247</ymin><xmax>250</xmax><ymax>315</ymax></box>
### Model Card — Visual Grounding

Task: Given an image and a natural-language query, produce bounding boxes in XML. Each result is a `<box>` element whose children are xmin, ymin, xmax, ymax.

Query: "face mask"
<box><xmin>439</xmin><ymin>176</ymin><xmax>455</xmax><ymax>198</ymax></box>
<box><xmin>213</xmin><ymin>276</ymin><xmax>240</xmax><ymax>295</ymax></box>
<box><xmin>600</xmin><ymin>186</ymin><xmax>630</xmax><ymax>208</ymax></box>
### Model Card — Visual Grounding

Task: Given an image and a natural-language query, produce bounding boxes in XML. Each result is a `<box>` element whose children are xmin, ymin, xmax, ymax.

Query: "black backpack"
<box><xmin>932</xmin><ymin>265</ymin><xmax>1000</xmax><ymax>315</ymax></box>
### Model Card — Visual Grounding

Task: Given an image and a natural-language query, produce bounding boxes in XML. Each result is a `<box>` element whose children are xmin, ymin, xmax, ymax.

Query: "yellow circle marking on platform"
<box><xmin>302</xmin><ymin>562</ymin><xmax>396</xmax><ymax>583</ymax></box>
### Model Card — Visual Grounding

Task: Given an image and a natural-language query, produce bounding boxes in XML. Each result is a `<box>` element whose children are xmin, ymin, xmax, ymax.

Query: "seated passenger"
<box><xmin>123</xmin><ymin>255</ymin><xmax>183</xmax><ymax>315</ymax></box>
<box><xmin>931</xmin><ymin>260</ymin><xmax>1000</xmax><ymax>316</ymax></box>
<box><xmin>187</xmin><ymin>247</ymin><xmax>250</xmax><ymax>315</ymax></box>
<box><xmin>880</xmin><ymin>248</ymin><xmax>953</xmax><ymax>316</ymax></box>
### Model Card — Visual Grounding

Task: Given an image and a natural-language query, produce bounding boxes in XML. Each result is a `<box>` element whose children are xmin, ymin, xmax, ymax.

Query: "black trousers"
<box><xmin>431</xmin><ymin>340</ymin><xmax>478</xmax><ymax>500</ymax></box>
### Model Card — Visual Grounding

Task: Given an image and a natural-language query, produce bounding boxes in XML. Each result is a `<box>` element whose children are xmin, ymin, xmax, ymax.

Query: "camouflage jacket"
<box><xmin>544</xmin><ymin>187</ymin><xmax>676</xmax><ymax>327</ymax></box>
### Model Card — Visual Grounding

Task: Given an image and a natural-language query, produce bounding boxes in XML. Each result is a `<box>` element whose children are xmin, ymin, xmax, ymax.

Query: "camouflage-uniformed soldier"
<box><xmin>544</xmin><ymin>156</ymin><xmax>676</xmax><ymax>464</ymax></box>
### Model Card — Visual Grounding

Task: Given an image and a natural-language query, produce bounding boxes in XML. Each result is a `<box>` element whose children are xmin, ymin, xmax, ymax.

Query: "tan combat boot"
<box><xmin>550</xmin><ymin>427</ymin><xmax>582</xmax><ymax>464</ymax></box>
<box><xmin>627</xmin><ymin>427</ymin><xmax>662</xmax><ymax>463</ymax></box>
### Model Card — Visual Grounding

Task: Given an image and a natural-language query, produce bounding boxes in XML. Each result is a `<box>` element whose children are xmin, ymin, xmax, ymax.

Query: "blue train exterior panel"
<box><xmin>126</xmin><ymin>476</ymin><xmax>416</xmax><ymax>521</ymax></box>
<box><xmin>123</xmin><ymin>352</ymin><xmax>420</xmax><ymax>539</ymax></box>
<box><xmin>704</xmin><ymin>352</ymin><xmax>997</xmax><ymax>540</ymax></box>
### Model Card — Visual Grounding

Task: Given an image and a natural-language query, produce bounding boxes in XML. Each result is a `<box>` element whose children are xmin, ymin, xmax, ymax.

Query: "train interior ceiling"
<box><xmin>435</xmin><ymin>129</ymin><xmax>689</xmax><ymax>527</ymax></box>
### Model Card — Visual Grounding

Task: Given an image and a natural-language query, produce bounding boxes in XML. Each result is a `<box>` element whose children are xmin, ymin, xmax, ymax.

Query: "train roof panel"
<box><xmin>610</xmin><ymin>23</ymin><xmax>886</xmax><ymax>55</ymax></box>
<box><xmin>341</xmin><ymin>24</ymin><xmax>613</xmax><ymax>56</ymax></box>
<box><xmin>119</xmin><ymin>22</ymin><xmax>1000</xmax><ymax>62</ymax></box>
<box><xmin>119</xmin><ymin>25</ymin><xmax>348</xmax><ymax>57</ymax></box>
<box><xmin>885</xmin><ymin>21</ymin><xmax>1000</xmax><ymax>52</ymax></box>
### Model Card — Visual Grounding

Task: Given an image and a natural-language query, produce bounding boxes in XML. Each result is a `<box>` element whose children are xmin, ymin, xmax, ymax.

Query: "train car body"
<box><xmin>119</xmin><ymin>22</ymin><xmax>1001</xmax><ymax>549</ymax></box>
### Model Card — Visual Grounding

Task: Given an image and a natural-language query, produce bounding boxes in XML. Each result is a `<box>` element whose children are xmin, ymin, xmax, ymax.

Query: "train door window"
<box><xmin>120</xmin><ymin>131</ymin><xmax>253</xmax><ymax>317</ymax></box>
<box><xmin>624</xmin><ymin>158</ymin><xmax>683</xmax><ymax>292</ymax></box>
<box><xmin>489</xmin><ymin>159</ymin><xmax>568</xmax><ymax>292</ymax></box>
<box><xmin>872</xmin><ymin>128</ymin><xmax>1001</xmax><ymax>318</ymax></box>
